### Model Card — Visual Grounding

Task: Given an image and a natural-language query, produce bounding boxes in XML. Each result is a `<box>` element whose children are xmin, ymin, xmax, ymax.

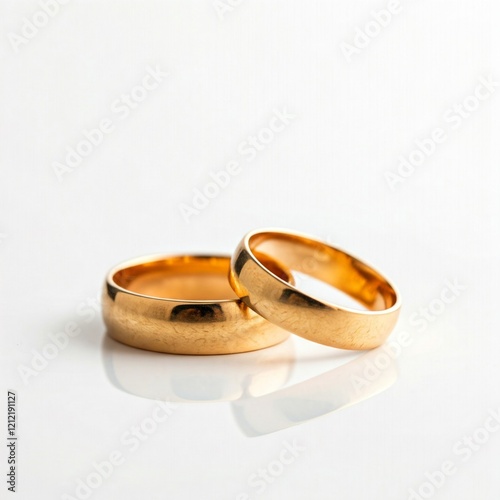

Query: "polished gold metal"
<box><xmin>103</xmin><ymin>254</ymin><xmax>290</xmax><ymax>355</ymax></box>
<box><xmin>229</xmin><ymin>229</ymin><xmax>401</xmax><ymax>350</ymax></box>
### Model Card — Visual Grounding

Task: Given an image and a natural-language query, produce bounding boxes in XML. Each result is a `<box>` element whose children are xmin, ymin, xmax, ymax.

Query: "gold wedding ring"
<box><xmin>229</xmin><ymin>229</ymin><xmax>401</xmax><ymax>350</ymax></box>
<box><xmin>103</xmin><ymin>254</ymin><xmax>291</xmax><ymax>355</ymax></box>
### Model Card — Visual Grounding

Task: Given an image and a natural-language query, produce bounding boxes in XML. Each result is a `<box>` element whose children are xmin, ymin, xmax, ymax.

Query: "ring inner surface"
<box><xmin>249</xmin><ymin>233</ymin><xmax>397</xmax><ymax>311</ymax></box>
<box><xmin>113</xmin><ymin>256</ymin><xmax>238</xmax><ymax>301</ymax></box>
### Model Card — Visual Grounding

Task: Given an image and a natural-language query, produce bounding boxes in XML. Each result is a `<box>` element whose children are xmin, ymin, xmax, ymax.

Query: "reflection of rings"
<box><xmin>102</xmin><ymin>335</ymin><xmax>295</xmax><ymax>402</ymax></box>
<box><xmin>102</xmin><ymin>254</ymin><xmax>290</xmax><ymax>355</ymax></box>
<box><xmin>230</xmin><ymin>229</ymin><xmax>401</xmax><ymax>350</ymax></box>
<box><xmin>232</xmin><ymin>345</ymin><xmax>398</xmax><ymax>436</ymax></box>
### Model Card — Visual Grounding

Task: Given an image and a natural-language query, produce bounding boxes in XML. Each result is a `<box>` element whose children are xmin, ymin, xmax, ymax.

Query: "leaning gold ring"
<box><xmin>229</xmin><ymin>229</ymin><xmax>401</xmax><ymax>350</ymax></box>
<box><xmin>103</xmin><ymin>254</ymin><xmax>291</xmax><ymax>355</ymax></box>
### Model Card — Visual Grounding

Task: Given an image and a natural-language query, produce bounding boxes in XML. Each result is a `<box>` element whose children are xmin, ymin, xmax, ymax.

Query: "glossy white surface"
<box><xmin>0</xmin><ymin>1</ymin><xmax>498</xmax><ymax>499</ymax></box>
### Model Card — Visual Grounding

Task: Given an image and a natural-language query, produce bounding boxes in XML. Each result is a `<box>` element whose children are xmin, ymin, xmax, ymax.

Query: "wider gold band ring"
<box><xmin>229</xmin><ymin>229</ymin><xmax>401</xmax><ymax>350</ymax></box>
<box><xmin>102</xmin><ymin>254</ymin><xmax>290</xmax><ymax>355</ymax></box>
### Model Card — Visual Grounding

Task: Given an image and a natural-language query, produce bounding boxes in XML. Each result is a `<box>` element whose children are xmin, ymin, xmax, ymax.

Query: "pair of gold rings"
<box><xmin>102</xmin><ymin>228</ymin><xmax>401</xmax><ymax>355</ymax></box>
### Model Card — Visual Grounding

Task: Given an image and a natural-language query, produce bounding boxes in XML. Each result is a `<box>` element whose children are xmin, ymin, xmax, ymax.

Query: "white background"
<box><xmin>1</xmin><ymin>1</ymin><xmax>499</xmax><ymax>499</ymax></box>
